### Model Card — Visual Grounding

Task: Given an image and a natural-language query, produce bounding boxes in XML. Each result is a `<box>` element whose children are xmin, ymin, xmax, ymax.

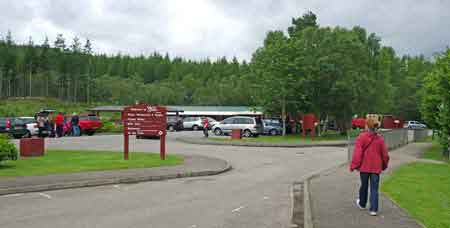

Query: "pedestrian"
<box><xmin>71</xmin><ymin>112</ymin><xmax>80</xmax><ymax>136</ymax></box>
<box><xmin>37</xmin><ymin>114</ymin><xmax>46</xmax><ymax>137</ymax></box>
<box><xmin>55</xmin><ymin>112</ymin><xmax>65</xmax><ymax>138</ymax></box>
<box><xmin>202</xmin><ymin>117</ymin><xmax>209</xmax><ymax>138</ymax></box>
<box><xmin>350</xmin><ymin>118</ymin><xmax>390</xmax><ymax>216</ymax></box>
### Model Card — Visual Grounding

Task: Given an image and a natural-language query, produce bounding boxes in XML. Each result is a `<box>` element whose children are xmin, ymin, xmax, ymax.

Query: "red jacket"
<box><xmin>350</xmin><ymin>131</ymin><xmax>389</xmax><ymax>174</ymax></box>
<box><xmin>55</xmin><ymin>114</ymin><xmax>65</xmax><ymax>126</ymax></box>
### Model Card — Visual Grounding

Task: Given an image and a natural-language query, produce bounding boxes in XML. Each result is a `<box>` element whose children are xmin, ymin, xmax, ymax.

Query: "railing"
<box><xmin>347</xmin><ymin>129</ymin><xmax>432</xmax><ymax>162</ymax></box>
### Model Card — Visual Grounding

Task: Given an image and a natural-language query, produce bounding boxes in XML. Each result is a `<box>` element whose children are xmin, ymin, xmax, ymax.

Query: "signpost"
<box><xmin>122</xmin><ymin>104</ymin><xmax>167</xmax><ymax>160</ymax></box>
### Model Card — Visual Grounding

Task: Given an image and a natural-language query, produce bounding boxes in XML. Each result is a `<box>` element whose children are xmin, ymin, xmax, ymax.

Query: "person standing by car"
<box><xmin>54</xmin><ymin>112</ymin><xmax>65</xmax><ymax>138</ymax></box>
<box><xmin>37</xmin><ymin>114</ymin><xmax>46</xmax><ymax>137</ymax></box>
<box><xmin>71</xmin><ymin>112</ymin><xmax>80</xmax><ymax>136</ymax></box>
<box><xmin>350</xmin><ymin>118</ymin><xmax>390</xmax><ymax>216</ymax></box>
<box><xmin>202</xmin><ymin>117</ymin><xmax>209</xmax><ymax>138</ymax></box>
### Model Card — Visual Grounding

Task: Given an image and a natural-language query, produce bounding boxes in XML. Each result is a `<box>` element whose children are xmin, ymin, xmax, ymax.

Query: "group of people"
<box><xmin>35</xmin><ymin>112</ymin><xmax>80</xmax><ymax>138</ymax></box>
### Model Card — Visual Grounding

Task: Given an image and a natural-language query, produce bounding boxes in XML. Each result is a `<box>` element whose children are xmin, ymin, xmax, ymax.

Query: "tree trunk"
<box><xmin>87</xmin><ymin>74</ymin><xmax>90</xmax><ymax>104</ymax></box>
<box><xmin>29</xmin><ymin>65</ymin><xmax>32</xmax><ymax>97</ymax></box>
<box><xmin>0</xmin><ymin>70</ymin><xmax>3</xmax><ymax>98</ymax></box>
<box><xmin>282</xmin><ymin>99</ymin><xmax>286</xmax><ymax>136</ymax></box>
<box><xmin>46</xmin><ymin>73</ymin><xmax>49</xmax><ymax>97</ymax></box>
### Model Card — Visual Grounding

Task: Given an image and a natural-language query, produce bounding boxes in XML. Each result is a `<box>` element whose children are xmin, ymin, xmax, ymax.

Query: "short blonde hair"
<box><xmin>366</xmin><ymin>118</ymin><xmax>379</xmax><ymax>129</ymax></box>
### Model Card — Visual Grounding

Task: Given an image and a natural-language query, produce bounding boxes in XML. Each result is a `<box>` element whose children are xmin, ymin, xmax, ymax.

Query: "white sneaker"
<box><xmin>369</xmin><ymin>211</ymin><xmax>378</xmax><ymax>216</ymax></box>
<box><xmin>356</xmin><ymin>199</ymin><xmax>365</xmax><ymax>210</ymax></box>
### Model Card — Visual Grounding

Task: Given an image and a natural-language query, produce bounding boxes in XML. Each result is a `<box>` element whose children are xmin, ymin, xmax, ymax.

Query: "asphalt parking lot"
<box><xmin>4</xmin><ymin>132</ymin><xmax>347</xmax><ymax>228</ymax></box>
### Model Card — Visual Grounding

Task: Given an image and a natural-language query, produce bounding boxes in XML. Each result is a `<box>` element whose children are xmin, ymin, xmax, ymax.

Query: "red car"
<box><xmin>352</xmin><ymin>118</ymin><xmax>366</xmax><ymax>129</ymax></box>
<box><xmin>64</xmin><ymin>114</ymin><xmax>102</xmax><ymax>136</ymax></box>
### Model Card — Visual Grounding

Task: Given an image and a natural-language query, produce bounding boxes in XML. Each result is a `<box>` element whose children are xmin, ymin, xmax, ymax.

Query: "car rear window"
<box><xmin>79</xmin><ymin>116</ymin><xmax>89</xmax><ymax>120</ymax></box>
<box><xmin>88</xmin><ymin>116</ymin><xmax>99</xmax><ymax>121</ymax></box>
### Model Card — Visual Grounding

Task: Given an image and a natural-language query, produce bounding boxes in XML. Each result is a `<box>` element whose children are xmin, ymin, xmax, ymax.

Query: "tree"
<box><xmin>421</xmin><ymin>49</ymin><xmax>450</xmax><ymax>157</ymax></box>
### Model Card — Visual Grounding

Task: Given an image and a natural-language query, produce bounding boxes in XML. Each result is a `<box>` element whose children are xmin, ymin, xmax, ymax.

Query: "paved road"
<box><xmin>3</xmin><ymin>133</ymin><xmax>347</xmax><ymax>228</ymax></box>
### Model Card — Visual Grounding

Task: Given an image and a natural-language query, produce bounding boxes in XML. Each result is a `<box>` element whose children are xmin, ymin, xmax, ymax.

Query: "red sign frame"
<box><xmin>122</xmin><ymin>104</ymin><xmax>167</xmax><ymax>160</ymax></box>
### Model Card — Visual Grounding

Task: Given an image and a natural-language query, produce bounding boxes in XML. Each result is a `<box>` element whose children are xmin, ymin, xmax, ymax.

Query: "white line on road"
<box><xmin>263</xmin><ymin>196</ymin><xmax>269</xmax><ymax>200</ymax></box>
<box><xmin>190</xmin><ymin>225</ymin><xmax>197</xmax><ymax>228</ymax></box>
<box><xmin>232</xmin><ymin>206</ymin><xmax>245</xmax><ymax>213</ymax></box>
<box><xmin>0</xmin><ymin>193</ymin><xmax>24</xmax><ymax>198</ymax></box>
<box><xmin>38</xmin><ymin>193</ymin><xmax>52</xmax><ymax>199</ymax></box>
<box><xmin>113</xmin><ymin>185</ymin><xmax>120</xmax><ymax>189</ymax></box>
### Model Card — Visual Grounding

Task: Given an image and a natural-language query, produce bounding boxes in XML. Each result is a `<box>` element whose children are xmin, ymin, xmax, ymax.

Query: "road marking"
<box><xmin>263</xmin><ymin>196</ymin><xmax>269</xmax><ymax>200</ymax></box>
<box><xmin>113</xmin><ymin>185</ymin><xmax>120</xmax><ymax>189</ymax></box>
<box><xmin>38</xmin><ymin>193</ymin><xmax>52</xmax><ymax>199</ymax></box>
<box><xmin>1</xmin><ymin>193</ymin><xmax>24</xmax><ymax>198</ymax></box>
<box><xmin>232</xmin><ymin>206</ymin><xmax>245</xmax><ymax>213</ymax></box>
<box><xmin>190</xmin><ymin>225</ymin><xmax>197</xmax><ymax>228</ymax></box>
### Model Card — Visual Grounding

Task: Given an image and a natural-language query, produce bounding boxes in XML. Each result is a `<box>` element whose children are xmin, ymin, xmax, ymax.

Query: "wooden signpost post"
<box><xmin>122</xmin><ymin>104</ymin><xmax>167</xmax><ymax>160</ymax></box>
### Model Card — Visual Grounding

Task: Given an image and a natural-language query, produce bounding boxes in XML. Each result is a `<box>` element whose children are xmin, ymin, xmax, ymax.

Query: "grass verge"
<box><xmin>421</xmin><ymin>141</ymin><xmax>449</xmax><ymax>162</ymax></box>
<box><xmin>382</xmin><ymin>162</ymin><xmax>450</xmax><ymax>228</ymax></box>
<box><xmin>0</xmin><ymin>150</ymin><xmax>183</xmax><ymax>177</ymax></box>
<box><xmin>210</xmin><ymin>132</ymin><xmax>347</xmax><ymax>143</ymax></box>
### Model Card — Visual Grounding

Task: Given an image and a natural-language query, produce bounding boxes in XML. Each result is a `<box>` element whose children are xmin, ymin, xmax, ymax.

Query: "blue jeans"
<box><xmin>359</xmin><ymin>172</ymin><xmax>380</xmax><ymax>212</ymax></box>
<box><xmin>72</xmin><ymin>125</ymin><xmax>80</xmax><ymax>136</ymax></box>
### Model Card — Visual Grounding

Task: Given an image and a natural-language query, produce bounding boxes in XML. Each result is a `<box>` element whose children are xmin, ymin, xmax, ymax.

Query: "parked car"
<box><xmin>0</xmin><ymin>117</ymin><xmax>12</xmax><ymax>134</ymax></box>
<box><xmin>211</xmin><ymin>116</ymin><xmax>263</xmax><ymax>137</ymax></box>
<box><xmin>18</xmin><ymin>117</ymin><xmax>39</xmax><ymax>136</ymax></box>
<box><xmin>404</xmin><ymin>121</ymin><xmax>427</xmax><ymax>129</ymax></box>
<box><xmin>182</xmin><ymin>117</ymin><xmax>204</xmax><ymax>130</ymax></box>
<box><xmin>262</xmin><ymin>119</ymin><xmax>283</xmax><ymax>136</ymax></box>
<box><xmin>9</xmin><ymin>118</ymin><xmax>33</xmax><ymax>139</ymax></box>
<box><xmin>352</xmin><ymin>118</ymin><xmax>366</xmax><ymax>129</ymax></box>
<box><xmin>64</xmin><ymin>114</ymin><xmax>102</xmax><ymax>136</ymax></box>
<box><xmin>167</xmin><ymin>115</ymin><xmax>183</xmax><ymax>131</ymax></box>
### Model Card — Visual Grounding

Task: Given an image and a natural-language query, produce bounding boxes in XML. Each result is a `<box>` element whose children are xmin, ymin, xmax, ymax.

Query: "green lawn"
<box><xmin>382</xmin><ymin>162</ymin><xmax>450</xmax><ymax>228</ymax></box>
<box><xmin>0</xmin><ymin>150</ymin><xmax>183</xmax><ymax>177</ymax></box>
<box><xmin>210</xmin><ymin>131</ymin><xmax>348</xmax><ymax>143</ymax></box>
<box><xmin>422</xmin><ymin>141</ymin><xmax>450</xmax><ymax>162</ymax></box>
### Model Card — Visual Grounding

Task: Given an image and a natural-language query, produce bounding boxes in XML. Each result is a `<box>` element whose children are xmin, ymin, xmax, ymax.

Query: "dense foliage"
<box><xmin>0</xmin><ymin>134</ymin><xmax>18</xmax><ymax>162</ymax></box>
<box><xmin>421</xmin><ymin>49</ymin><xmax>450</xmax><ymax>156</ymax></box>
<box><xmin>251</xmin><ymin>12</ymin><xmax>433</xmax><ymax>132</ymax></box>
<box><xmin>0</xmin><ymin>12</ymin><xmax>435</xmax><ymax>133</ymax></box>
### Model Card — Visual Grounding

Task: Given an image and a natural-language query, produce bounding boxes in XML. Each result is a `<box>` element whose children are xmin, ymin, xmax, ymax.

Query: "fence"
<box><xmin>347</xmin><ymin>129</ymin><xmax>432</xmax><ymax>162</ymax></box>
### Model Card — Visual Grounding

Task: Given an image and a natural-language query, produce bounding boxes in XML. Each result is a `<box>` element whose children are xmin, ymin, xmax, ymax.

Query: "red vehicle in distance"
<box><xmin>63</xmin><ymin>114</ymin><xmax>102</xmax><ymax>136</ymax></box>
<box><xmin>352</xmin><ymin>118</ymin><xmax>366</xmax><ymax>129</ymax></box>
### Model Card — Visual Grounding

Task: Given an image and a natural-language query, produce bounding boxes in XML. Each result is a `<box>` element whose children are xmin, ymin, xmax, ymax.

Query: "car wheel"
<box><xmin>87</xmin><ymin>131</ymin><xmax>95</xmax><ymax>136</ymax></box>
<box><xmin>13</xmin><ymin>134</ymin><xmax>22</xmax><ymax>139</ymax></box>
<box><xmin>192</xmin><ymin>125</ymin><xmax>199</xmax><ymax>131</ymax></box>
<box><xmin>214</xmin><ymin>128</ymin><xmax>223</xmax><ymax>136</ymax></box>
<box><xmin>168</xmin><ymin>125</ymin><xmax>175</xmax><ymax>132</ymax></box>
<box><xmin>269</xmin><ymin>129</ymin><xmax>277</xmax><ymax>136</ymax></box>
<box><xmin>23</xmin><ymin>130</ymin><xmax>32</xmax><ymax>138</ymax></box>
<box><xmin>243</xmin><ymin>130</ymin><xmax>252</xmax><ymax>137</ymax></box>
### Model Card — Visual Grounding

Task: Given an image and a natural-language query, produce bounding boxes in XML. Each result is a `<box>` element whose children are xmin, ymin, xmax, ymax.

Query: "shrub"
<box><xmin>0</xmin><ymin>134</ymin><xmax>18</xmax><ymax>162</ymax></box>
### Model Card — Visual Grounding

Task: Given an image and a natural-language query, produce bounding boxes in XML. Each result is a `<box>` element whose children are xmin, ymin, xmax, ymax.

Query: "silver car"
<box><xmin>404</xmin><ymin>121</ymin><xmax>427</xmax><ymax>129</ymax></box>
<box><xmin>182</xmin><ymin>117</ymin><xmax>204</xmax><ymax>130</ymax></box>
<box><xmin>212</xmin><ymin>116</ymin><xmax>263</xmax><ymax>137</ymax></box>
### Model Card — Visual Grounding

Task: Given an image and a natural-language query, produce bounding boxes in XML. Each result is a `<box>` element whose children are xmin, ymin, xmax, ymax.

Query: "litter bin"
<box><xmin>231</xmin><ymin>129</ymin><xmax>242</xmax><ymax>139</ymax></box>
<box><xmin>20</xmin><ymin>138</ymin><xmax>45</xmax><ymax>157</ymax></box>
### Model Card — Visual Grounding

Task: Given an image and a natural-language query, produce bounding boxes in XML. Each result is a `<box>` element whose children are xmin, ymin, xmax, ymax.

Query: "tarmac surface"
<box><xmin>310</xmin><ymin>143</ymin><xmax>434</xmax><ymax>228</ymax></box>
<box><xmin>3</xmin><ymin>132</ymin><xmax>347</xmax><ymax>228</ymax></box>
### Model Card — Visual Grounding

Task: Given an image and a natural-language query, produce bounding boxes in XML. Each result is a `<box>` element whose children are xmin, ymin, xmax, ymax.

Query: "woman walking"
<box><xmin>350</xmin><ymin>118</ymin><xmax>390</xmax><ymax>216</ymax></box>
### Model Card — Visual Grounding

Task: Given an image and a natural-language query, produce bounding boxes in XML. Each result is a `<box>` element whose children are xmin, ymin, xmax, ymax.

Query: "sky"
<box><xmin>0</xmin><ymin>0</ymin><xmax>449</xmax><ymax>61</ymax></box>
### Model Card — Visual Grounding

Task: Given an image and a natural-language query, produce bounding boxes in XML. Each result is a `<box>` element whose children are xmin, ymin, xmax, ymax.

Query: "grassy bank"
<box><xmin>0</xmin><ymin>150</ymin><xmax>183</xmax><ymax>177</ymax></box>
<box><xmin>382</xmin><ymin>162</ymin><xmax>450</xmax><ymax>228</ymax></box>
<box><xmin>210</xmin><ymin>131</ymin><xmax>347</xmax><ymax>143</ymax></box>
<box><xmin>421</xmin><ymin>140</ymin><xmax>449</xmax><ymax>162</ymax></box>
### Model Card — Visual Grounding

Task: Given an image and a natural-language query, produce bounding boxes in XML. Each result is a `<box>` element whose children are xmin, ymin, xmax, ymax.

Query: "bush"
<box><xmin>97</xmin><ymin>121</ymin><xmax>123</xmax><ymax>133</ymax></box>
<box><xmin>0</xmin><ymin>134</ymin><xmax>18</xmax><ymax>162</ymax></box>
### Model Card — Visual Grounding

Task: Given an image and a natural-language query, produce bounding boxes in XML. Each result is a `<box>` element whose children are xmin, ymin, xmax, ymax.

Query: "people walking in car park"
<box><xmin>71</xmin><ymin>112</ymin><xmax>80</xmax><ymax>136</ymax></box>
<box><xmin>350</xmin><ymin>118</ymin><xmax>390</xmax><ymax>216</ymax></box>
<box><xmin>203</xmin><ymin>117</ymin><xmax>209</xmax><ymax>138</ymax></box>
<box><xmin>55</xmin><ymin>112</ymin><xmax>65</xmax><ymax>137</ymax></box>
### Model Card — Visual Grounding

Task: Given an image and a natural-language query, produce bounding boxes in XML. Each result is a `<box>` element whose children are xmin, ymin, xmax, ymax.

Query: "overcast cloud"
<box><xmin>0</xmin><ymin>0</ymin><xmax>449</xmax><ymax>60</ymax></box>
